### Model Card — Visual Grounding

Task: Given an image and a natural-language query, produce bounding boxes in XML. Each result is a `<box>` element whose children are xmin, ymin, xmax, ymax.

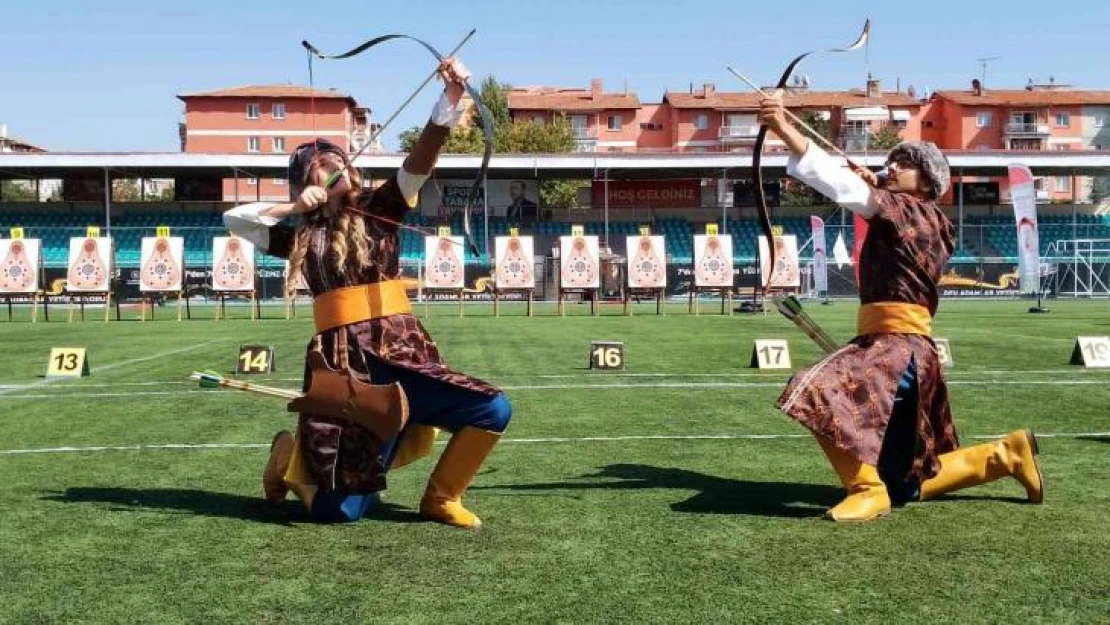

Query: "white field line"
<box><xmin>0</xmin><ymin>340</ymin><xmax>223</xmax><ymax>397</ymax></box>
<box><xmin>2</xmin><ymin>376</ymin><xmax>1109</xmax><ymax>400</ymax></box>
<box><xmin>2</xmin><ymin>431</ymin><xmax>1107</xmax><ymax>456</ymax></box>
<box><xmin>0</xmin><ymin>368</ymin><xmax>1104</xmax><ymax>393</ymax></box>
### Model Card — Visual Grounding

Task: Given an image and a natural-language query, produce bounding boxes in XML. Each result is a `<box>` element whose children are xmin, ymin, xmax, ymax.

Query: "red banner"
<box><xmin>591</xmin><ymin>179</ymin><xmax>701</xmax><ymax>209</ymax></box>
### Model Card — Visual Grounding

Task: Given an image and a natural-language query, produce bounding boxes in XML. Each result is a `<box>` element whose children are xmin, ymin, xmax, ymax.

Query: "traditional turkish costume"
<box><xmin>224</xmin><ymin>94</ymin><xmax>510</xmax><ymax>528</ymax></box>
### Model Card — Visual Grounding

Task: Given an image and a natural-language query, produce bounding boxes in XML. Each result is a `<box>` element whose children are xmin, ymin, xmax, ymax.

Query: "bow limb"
<box><xmin>750</xmin><ymin>19</ymin><xmax>871</xmax><ymax>282</ymax></box>
<box><xmin>301</xmin><ymin>31</ymin><xmax>491</xmax><ymax>257</ymax></box>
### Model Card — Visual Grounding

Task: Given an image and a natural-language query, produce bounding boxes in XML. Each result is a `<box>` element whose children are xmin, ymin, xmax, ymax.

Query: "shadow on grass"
<box><xmin>39</xmin><ymin>487</ymin><xmax>424</xmax><ymax>526</ymax></box>
<box><xmin>476</xmin><ymin>464</ymin><xmax>843</xmax><ymax>518</ymax></box>
<box><xmin>1077</xmin><ymin>436</ymin><xmax>1110</xmax><ymax>444</ymax></box>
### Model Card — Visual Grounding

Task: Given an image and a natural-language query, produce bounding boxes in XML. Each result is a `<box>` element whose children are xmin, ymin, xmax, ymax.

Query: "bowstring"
<box><xmin>303</xmin><ymin>40</ymin><xmax>447</xmax><ymax>245</ymax></box>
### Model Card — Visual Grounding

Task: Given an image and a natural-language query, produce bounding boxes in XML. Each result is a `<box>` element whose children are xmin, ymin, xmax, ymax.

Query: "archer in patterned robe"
<box><xmin>759</xmin><ymin>92</ymin><xmax>1044</xmax><ymax>522</ymax></box>
<box><xmin>224</xmin><ymin>59</ymin><xmax>510</xmax><ymax>529</ymax></box>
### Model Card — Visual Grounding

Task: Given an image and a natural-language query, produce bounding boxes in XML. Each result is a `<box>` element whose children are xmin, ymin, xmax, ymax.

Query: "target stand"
<box><xmin>623</xmin><ymin>287</ymin><xmax>665</xmax><ymax>316</ymax></box>
<box><xmin>558</xmin><ymin>287</ymin><xmax>599</xmax><ymax>317</ymax></box>
<box><xmin>138</xmin><ymin>288</ymin><xmax>190</xmax><ymax>322</ymax></box>
<box><xmin>493</xmin><ymin>287</ymin><xmax>534</xmax><ymax>317</ymax></box>
<box><xmin>422</xmin><ymin>288</ymin><xmax>465</xmax><ymax>318</ymax></box>
<box><xmin>688</xmin><ymin>287</ymin><xmax>733</xmax><ymax>316</ymax></box>
<box><xmin>66</xmin><ymin>288</ymin><xmax>120</xmax><ymax>323</ymax></box>
<box><xmin>1</xmin><ymin>292</ymin><xmax>42</xmax><ymax>322</ymax></box>
<box><xmin>213</xmin><ymin>289</ymin><xmax>258</xmax><ymax>321</ymax></box>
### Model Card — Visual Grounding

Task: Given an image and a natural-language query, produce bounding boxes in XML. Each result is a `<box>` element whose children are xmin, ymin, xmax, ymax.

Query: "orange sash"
<box><xmin>857</xmin><ymin>302</ymin><xmax>932</xmax><ymax>336</ymax></box>
<box><xmin>313</xmin><ymin>280</ymin><xmax>412</xmax><ymax>333</ymax></box>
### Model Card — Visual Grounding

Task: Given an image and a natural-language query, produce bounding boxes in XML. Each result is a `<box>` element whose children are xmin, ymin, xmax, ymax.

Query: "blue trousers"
<box><xmin>309</xmin><ymin>356</ymin><xmax>511</xmax><ymax>523</ymax></box>
<box><xmin>876</xmin><ymin>357</ymin><xmax>923</xmax><ymax>505</ymax></box>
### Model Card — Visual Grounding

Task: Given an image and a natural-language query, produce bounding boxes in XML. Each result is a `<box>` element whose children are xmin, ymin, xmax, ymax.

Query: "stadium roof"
<box><xmin>2</xmin><ymin>150</ymin><xmax>1110</xmax><ymax>181</ymax></box>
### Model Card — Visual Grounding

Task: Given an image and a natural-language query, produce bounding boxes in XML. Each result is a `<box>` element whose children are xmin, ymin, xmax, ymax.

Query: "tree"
<box><xmin>1091</xmin><ymin>176</ymin><xmax>1110</xmax><ymax>204</ymax></box>
<box><xmin>869</xmin><ymin>123</ymin><xmax>903</xmax><ymax>150</ymax></box>
<box><xmin>0</xmin><ymin>180</ymin><xmax>36</xmax><ymax>202</ymax></box>
<box><xmin>112</xmin><ymin>179</ymin><xmax>142</xmax><ymax>202</ymax></box>
<box><xmin>774</xmin><ymin>111</ymin><xmax>836</xmax><ymax>206</ymax></box>
<box><xmin>797</xmin><ymin>111</ymin><xmax>835</xmax><ymax>145</ymax></box>
<box><xmin>398</xmin><ymin>75</ymin><xmax>585</xmax><ymax>209</ymax></box>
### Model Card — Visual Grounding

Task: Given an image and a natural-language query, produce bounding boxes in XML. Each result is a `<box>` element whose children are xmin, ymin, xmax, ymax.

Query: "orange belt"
<box><xmin>313</xmin><ymin>280</ymin><xmax>412</xmax><ymax>333</ymax></box>
<box><xmin>857</xmin><ymin>302</ymin><xmax>932</xmax><ymax>336</ymax></box>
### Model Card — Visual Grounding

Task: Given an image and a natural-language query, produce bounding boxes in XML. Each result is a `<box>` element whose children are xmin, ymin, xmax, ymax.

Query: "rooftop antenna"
<box><xmin>977</xmin><ymin>57</ymin><xmax>1000</xmax><ymax>85</ymax></box>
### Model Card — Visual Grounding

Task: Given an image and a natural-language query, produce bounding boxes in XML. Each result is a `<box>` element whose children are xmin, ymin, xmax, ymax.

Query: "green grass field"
<box><xmin>1</xmin><ymin>299</ymin><xmax>1108</xmax><ymax>624</ymax></box>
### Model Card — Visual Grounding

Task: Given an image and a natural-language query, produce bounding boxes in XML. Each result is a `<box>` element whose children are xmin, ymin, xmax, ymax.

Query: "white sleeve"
<box><xmin>396</xmin><ymin>169</ymin><xmax>428</xmax><ymax>208</ymax></box>
<box><xmin>786</xmin><ymin>143</ymin><xmax>877</xmax><ymax>218</ymax></box>
<box><xmin>430</xmin><ymin>91</ymin><xmax>467</xmax><ymax>129</ymax></box>
<box><xmin>222</xmin><ymin>202</ymin><xmax>280</xmax><ymax>251</ymax></box>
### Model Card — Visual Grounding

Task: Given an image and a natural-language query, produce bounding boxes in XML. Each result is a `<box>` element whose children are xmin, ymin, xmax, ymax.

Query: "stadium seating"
<box><xmin>4</xmin><ymin>206</ymin><xmax>1108</xmax><ymax>268</ymax></box>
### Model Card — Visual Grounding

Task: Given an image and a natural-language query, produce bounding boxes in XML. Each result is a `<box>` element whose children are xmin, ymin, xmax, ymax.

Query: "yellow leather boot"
<box><xmin>263</xmin><ymin>431</ymin><xmax>295</xmax><ymax>503</ymax></box>
<box><xmin>921</xmin><ymin>429</ymin><xmax>1043</xmax><ymax>503</ymax></box>
<box><xmin>817</xmin><ymin>436</ymin><xmax>891</xmax><ymax>522</ymax></box>
<box><xmin>390</xmin><ymin>425</ymin><xmax>441</xmax><ymax>470</ymax></box>
<box><xmin>419</xmin><ymin>427</ymin><xmax>501</xmax><ymax>529</ymax></box>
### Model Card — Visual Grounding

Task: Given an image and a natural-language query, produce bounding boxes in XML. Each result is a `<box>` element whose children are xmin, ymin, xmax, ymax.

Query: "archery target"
<box><xmin>0</xmin><ymin>238</ymin><xmax>41</xmax><ymax>294</ymax></box>
<box><xmin>494</xmin><ymin>236</ymin><xmax>535</xmax><ymax>289</ymax></box>
<box><xmin>625</xmin><ymin>235</ymin><xmax>667</xmax><ymax>288</ymax></box>
<box><xmin>559</xmin><ymin>235</ymin><xmax>600</xmax><ymax>289</ymax></box>
<box><xmin>212</xmin><ymin>236</ymin><xmax>256</xmax><ymax>291</ymax></box>
<box><xmin>758</xmin><ymin>234</ymin><xmax>800</xmax><ymax>288</ymax></box>
<box><xmin>693</xmin><ymin>234</ymin><xmax>734</xmax><ymax>287</ymax></box>
<box><xmin>424</xmin><ymin>236</ymin><xmax>465</xmax><ymax>289</ymax></box>
<box><xmin>139</xmin><ymin>236</ymin><xmax>185</xmax><ymax>292</ymax></box>
<box><xmin>66</xmin><ymin>237</ymin><xmax>113</xmax><ymax>292</ymax></box>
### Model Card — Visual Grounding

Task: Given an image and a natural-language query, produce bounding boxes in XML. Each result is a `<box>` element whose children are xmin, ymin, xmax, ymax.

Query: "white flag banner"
<box><xmin>1008</xmin><ymin>163</ymin><xmax>1041</xmax><ymax>294</ymax></box>
<box><xmin>810</xmin><ymin>216</ymin><xmax>828</xmax><ymax>292</ymax></box>
<box><xmin>832</xmin><ymin>232</ymin><xmax>851</xmax><ymax>269</ymax></box>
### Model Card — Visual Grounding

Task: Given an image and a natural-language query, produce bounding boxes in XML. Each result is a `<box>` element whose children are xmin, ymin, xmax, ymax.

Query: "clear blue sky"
<box><xmin>3</xmin><ymin>0</ymin><xmax>1108</xmax><ymax>152</ymax></box>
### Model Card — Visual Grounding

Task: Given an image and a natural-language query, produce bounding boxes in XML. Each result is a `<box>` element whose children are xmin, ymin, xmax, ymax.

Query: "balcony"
<box><xmin>1005</xmin><ymin>122</ymin><xmax>1050</xmax><ymax>136</ymax></box>
<box><xmin>571</xmin><ymin>128</ymin><xmax>598</xmax><ymax>152</ymax></box>
<box><xmin>838</xmin><ymin>130</ymin><xmax>870</xmax><ymax>151</ymax></box>
<box><xmin>718</xmin><ymin>125</ymin><xmax>760</xmax><ymax>142</ymax></box>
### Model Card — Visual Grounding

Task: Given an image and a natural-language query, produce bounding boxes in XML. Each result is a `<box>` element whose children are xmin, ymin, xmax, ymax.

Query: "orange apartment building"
<box><xmin>507</xmin><ymin>76</ymin><xmax>1110</xmax><ymax>205</ymax></box>
<box><xmin>177</xmin><ymin>85</ymin><xmax>379</xmax><ymax>201</ymax></box>
<box><xmin>508</xmin><ymin>80</ymin><xmax>643</xmax><ymax>152</ymax></box>
<box><xmin>926</xmin><ymin>80</ymin><xmax>1110</xmax><ymax>202</ymax></box>
<box><xmin>507</xmin><ymin>77</ymin><xmax>924</xmax><ymax>154</ymax></box>
<box><xmin>661</xmin><ymin>78</ymin><xmax>924</xmax><ymax>153</ymax></box>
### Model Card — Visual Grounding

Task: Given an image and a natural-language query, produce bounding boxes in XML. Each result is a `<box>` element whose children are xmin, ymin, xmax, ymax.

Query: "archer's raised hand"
<box><xmin>757</xmin><ymin>89</ymin><xmax>789</xmax><ymax>134</ymax></box>
<box><xmin>293</xmin><ymin>186</ymin><xmax>328</xmax><ymax>214</ymax></box>
<box><xmin>852</xmin><ymin>166</ymin><xmax>881</xmax><ymax>188</ymax></box>
<box><xmin>438</xmin><ymin>57</ymin><xmax>471</xmax><ymax>106</ymax></box>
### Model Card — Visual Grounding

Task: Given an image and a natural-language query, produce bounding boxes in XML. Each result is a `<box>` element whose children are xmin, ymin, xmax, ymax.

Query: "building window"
<box><xmin>532</xmin><ymin>115</ymin><xmax>544</xmax><ymax>125</ymax></box>
<box><xmin>1055</xmin><ymin>112</ymin><xmax>1070</xmax><ymax>127</ymax></box>
<box><xmin>1054</xmin><ymin>144</ymin><xmax>1069</xmax><ymax>151</ymax></box>
<box><xmin>607</xmin><ymin>115</ymin><xmax>622</xmax><ymax>131</ymax></box>
<box><xmin>976</xmin><ymin>112</ymin><xmax>992</xmax><ymax>128</ymax></box>
<box><xmin>246</xmin><ymin>178</ymin><xmax>258</xmax><ymax>186</ymax></box>
<box><xmin>1095</xmin><ymin>114</ymin><xmax>1107</xmax><ymax>128</ymax></box>
<box><xmin>892</xmin><ymin>120</ymin><xmax>908</xmax><ymax>129</ymax></box>
<box><xmin>1055</xmin><ymin>176</ymin><xmax>1070</xmax><ymax>193</ymax></box>
<box><xmin>247</xmin><ymin>103</ymin><xmax>261</xmax><ymax>119</ymax></box>
<box><xmin>569</xmin><ymin>115</ymin><xmax>589</xmax><ymax>138</ymax></box>
<box><xmin>639</xmin><ymin>122</ymin><xmax>663</xmax><ymax>131</ymax></box>
<box><xmin>247</xmin><ymin>137</ymin><xmax>261</xmax><ymax>153</ymax></box>
<box><xmin>272</xmin><ymin>137</ymin><xmax>286</xmax><ymax>152</ymax></box>
<box><xmin>273</xmin><ymin>103</ymin><xmax>286</xmax><ymax>119</ymax></box>
<box><xmin>694</xmin><ymin>114</ymin><xmax>708</xmax><ymax>131</ymax></box>
<box><xmin>273</xmin><ymin>178</ymin><xmax>286</xmax><ymax>186</ymax></box>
